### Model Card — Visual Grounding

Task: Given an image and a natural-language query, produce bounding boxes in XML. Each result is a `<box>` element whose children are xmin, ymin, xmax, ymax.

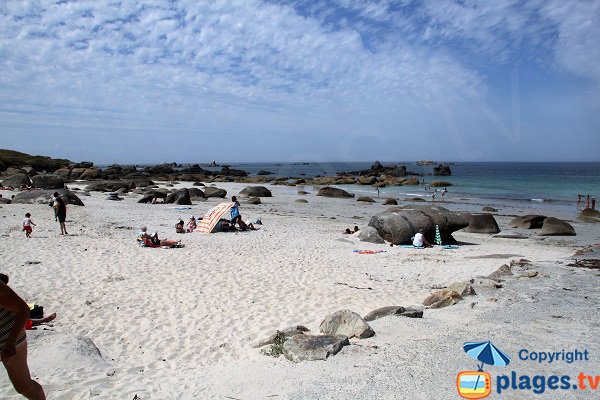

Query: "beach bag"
<box><xmin>29</xmin><ymin>304</ymin><xmax>44</xmax><ymax>319</ymax></box>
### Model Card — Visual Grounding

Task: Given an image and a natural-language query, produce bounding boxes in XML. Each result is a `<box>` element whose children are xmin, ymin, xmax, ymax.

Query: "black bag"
<box><xmin>29</xmin><ymin>305</ymin><xmax>44</xmax><ymax>319</ymax></box>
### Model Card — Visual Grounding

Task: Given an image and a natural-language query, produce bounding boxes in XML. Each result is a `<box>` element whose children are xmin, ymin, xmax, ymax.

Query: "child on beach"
<box><xmin>22</xmin><ymin>213</ymin><xmax>36</xmax><ymax>238</ymax></box>
<box><xmin>187</xmin><ymin>216</ymin><xmax>197</xmax><ymax>232</ymax></box>
<box><xmin>175</xmin><ymin>220</ymin><xmax>185</xmax><ymax>234</ymax></box>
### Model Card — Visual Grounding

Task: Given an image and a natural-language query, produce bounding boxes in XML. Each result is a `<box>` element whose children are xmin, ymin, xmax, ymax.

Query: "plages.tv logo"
<box><xmin>457</xmin><ymin>341</ymin><xmax>511</xmax><ymax>399</ymax></box>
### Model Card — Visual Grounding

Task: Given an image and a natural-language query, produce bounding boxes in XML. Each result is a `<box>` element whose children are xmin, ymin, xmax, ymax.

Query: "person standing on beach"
<box><xmin>577</xmin><ymin>194</ymin><xmax>582</xmax><ymax>206</ymax></box>
<box><xmin>586</xmin><ymin>195</ymin><xmax>590</xmax><ymax>209</ymax></box>
<box><xmin>431</xmin><ymin>191</ymin><xmax>436</xmax><ymax>201</ymax></box>
<box><xmin>22</xmin><ymin>214</ymin><xmax>36</xmax><ymax>238</ymax></box>
<box><xmin>52</xmin><ymin>193</ymin><xmax>68</xmax><ymax>235</ymax></box>
<box><xmin>592</xmin><ymin>197</ymin><xmax>596</xmax><ymax>210</ymax></box>
<box><xmin>0</xmin><ymin>279</ymin><xmax>46</xmax><ymax>399</ymax></box>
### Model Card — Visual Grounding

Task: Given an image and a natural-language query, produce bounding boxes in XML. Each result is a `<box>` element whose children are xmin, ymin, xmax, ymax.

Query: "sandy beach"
<box><xmin>0</xmin><ymin>182</ymin><xmax>598</xmax><ymax>399</ymax></box>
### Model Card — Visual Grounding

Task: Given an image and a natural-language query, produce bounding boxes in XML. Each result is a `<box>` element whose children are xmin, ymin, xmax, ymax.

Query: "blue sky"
<box><xmin>0</xmin><ymin>0</ymin><xmax>598</xmax><ymax>163</ymax></box>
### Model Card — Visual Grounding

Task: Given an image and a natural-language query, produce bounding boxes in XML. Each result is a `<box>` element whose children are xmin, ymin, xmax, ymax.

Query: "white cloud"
<box><xmin>0</xmin><ymin>0</ymin><xmax>598</xmax><ymax>162</ymax></box>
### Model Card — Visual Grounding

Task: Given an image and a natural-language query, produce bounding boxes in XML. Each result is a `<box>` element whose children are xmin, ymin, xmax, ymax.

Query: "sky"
<box><xmin>0</xmin><ymin>0</ymin><xmax>599</xmax><ymax>164</ymax></box>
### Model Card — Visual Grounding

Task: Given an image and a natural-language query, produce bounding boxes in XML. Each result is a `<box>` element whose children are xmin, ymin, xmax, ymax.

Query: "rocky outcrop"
<box><xmin>539</xmin><ymin>217</ymin><xmax>576</xmax><ymax>236</ymax></box>
<box><xmin>368</xmin><ymin>205</ymin><xmax>469</xmax><ymax>245</ymax></box>
<box><xmin>239</xmin><ymin>186</ymin><xmax>272</xmax><ymax>197</ymax></box>
<box><xmin>356</xmin><ymin>226</ymin><xmax>385</xmax><ymax>244</ymax></box>
<box><xmin>31</xmin><ymin>174</ymin><xmax>65</xmax><ymax>190</ymax></box>
<box><xmin>11</xmin><ymin>189</ymin><xmax>84</xmax><ymax>206</ymax></box>
<box><xmin>220</xmin><ymin>166</ymin><xmax>248</xmax><ymax>177</ymax></box>
<box><xmin>433</xmin><ymin>164</ymin><xmax>451</xmax><ymax>176</ymax></box>
<box><xmin>283</xmin><ymin>334</ymin><xmax>349</xmax><ymax>362</ymax></box>
<box><xmin>86</xmin><ymin>181</ymin><xmax>135</xmax><ymax>192</ymax></box>
<box><xmin>357</xmin><ymin>176</ymin><xmax>377</xmax><ymax>185</ymax></box>
<box><xmin>79</xmin><ymin>167</ymin><xmax>101</xmax><ymax>180</ymax></box>
<box><xmin>463</xmin><ymin>214</ymin><xmax>500</xmax><ymax>234</ymax></box>
<box><xmin>384</xmin><ymin>198</ymin><xmax>398</xmax><ymax>205</ymax></box>
<box><xmin>203</xmin><ymin>187</ymin><xmax>227</xmax><ymax>198</ymax></box>
<box><xmin>319</xmin><ymin>309</ymin><xmax>374</xmax><ymax>339</ymax></box>
<box><xmin>508</xmin><ymin>215</ymin><xmax>547</xmax><ymax>229</ymax></box>
<box><xmin>316</xmin><ymin>187</ymin><xmax>354</xmax><ymax>198</ymax></box>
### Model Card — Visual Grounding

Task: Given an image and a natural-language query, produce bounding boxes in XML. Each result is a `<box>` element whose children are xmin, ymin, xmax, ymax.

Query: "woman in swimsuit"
<box><xmin>0</xmin><ymin>279</ymin><xmax>46</xmax><ymax>399</ymax></box>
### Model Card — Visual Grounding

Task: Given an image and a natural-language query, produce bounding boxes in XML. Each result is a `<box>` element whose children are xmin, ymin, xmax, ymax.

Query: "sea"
<box><xmin>211</xmin><ymin>162</ymin><xmax>600</xmax><ymax>205</ymax></box>
<box><xmin>104</xmin><ymin>161</ymin><xmax>599</xmax><ymax>215</ymax></box>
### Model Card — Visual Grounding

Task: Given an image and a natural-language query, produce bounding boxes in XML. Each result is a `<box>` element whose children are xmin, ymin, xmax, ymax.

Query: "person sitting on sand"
<box><xmin>0</xmin><ymin>274</ymin><xmax>46</xmax><ymax>399</ymax></box>
<box><xmin>138</xmin><ymin>226</ymin><xmax>182</xmax><ymax>247</ymax></box>
<box><xmin>343</xmin><ymin>226</ymin><xmax>360</xmax><ymax>234</ymax></box>
<box><xmin>412</xmin><ymin>229</ymin><xmax>432</xmax><ymax>248</ymax></box>
<box><xmin>175</xmin><ymin>220</ymin><xmax>185</xmax><ymax>234</ymax></box>
<box><xmin>187</xmin><ymin>216</ymin><xmax>197</xmax><ymax>232</ymax></box>
<box><xmin>151</xmin><ymin>197</ymin><xmax>164</xmax><ymax>204</ymax></box>
<box><xmin>230</xmin><ymin>196</ymin><xmax>254</xmax><ymax>231</ymax></box>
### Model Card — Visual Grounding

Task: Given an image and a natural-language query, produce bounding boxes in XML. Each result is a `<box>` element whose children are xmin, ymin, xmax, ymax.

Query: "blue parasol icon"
<box><xmin>464</xmin><ymin>341</ymin><xmax>511</xmax><ymax>371</ymax></box>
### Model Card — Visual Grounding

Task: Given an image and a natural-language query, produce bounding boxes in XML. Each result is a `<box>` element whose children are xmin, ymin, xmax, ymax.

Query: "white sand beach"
<box><xmin>1</xmin><ymin>182</ymin><xmax>599</xmax><ymax>399</ymax></box>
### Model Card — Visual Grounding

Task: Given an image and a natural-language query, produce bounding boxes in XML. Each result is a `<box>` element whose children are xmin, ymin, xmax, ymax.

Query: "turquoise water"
<box><xmin>229</xmin><ymin>162</ymin><xmax>599</xmax><ymax>204</ymax></box>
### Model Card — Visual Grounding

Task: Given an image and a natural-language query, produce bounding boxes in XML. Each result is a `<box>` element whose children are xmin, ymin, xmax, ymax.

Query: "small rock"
<box><xmin>320</xmin><ymin>309</ymin><xmax>374</xmax><ymax>339</ymax></box>
<box><xmin>384</xmin><ymin>198</ymin><xmax>398</xmax><ymax>205</ymax></box>
<box><xmin>363</xmin><ymin>306</ymin><xmax>424</xmax><ymax>321</ymax></box>
<box><xmin>447</xmin><ymin>282</ymin><xmax>476</xmax><ymax>296</ymax></box>
<box><xmin>283</xmin><ymin>334</ymin><xmax>349</xmax><ymax>362</ymax></box>
<box><xmin>357</xmin><ymin>196</ymin><xmax>375</xmax><ymax>203</ymax></box>
<box><xmin>487</xmin><ymin>264</ymin><xmax>513</xmax><ymax>280</ymax></box>
<box><xmin>422</xmin><ymin>290</ymin><xmax>462</xmax><ymax>308</ymax></box>
<box><xmin>255</xmin><ymin>325</ymin><xmax>310</xmax><ymax>348</ymax></box>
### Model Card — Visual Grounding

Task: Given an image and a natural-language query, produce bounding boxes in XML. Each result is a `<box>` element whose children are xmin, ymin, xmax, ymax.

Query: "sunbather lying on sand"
<box><xmin>137</xmin><ymin>226</ymin><xmax>183</xmax><ymax>248</ymax></box>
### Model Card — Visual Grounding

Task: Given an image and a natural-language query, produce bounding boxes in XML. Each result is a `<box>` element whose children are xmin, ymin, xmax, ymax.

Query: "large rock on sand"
<box><xmin>31</xmin><ymin>174</ymin><xmax>65</xmax><ymax>189</ymax></box>
<box><xmin>579</xmin><ymin>208</ymin><xmax>600</xmax><ymax>223</ymax></box>
<box><xmin>463</xmin><ymin>214</ymin><xmax>500</xmax><ymax>234</ymax></box>
<box><xmin>239</xmin><ymin>186</ymin><xmax>272</xmax><ymax>197</ymax></box>
<box><xmin>204</xmin><ymin>187</ymin><xmax>227</xmax><ymax>198</ymax></box>
<box><xmin>86</xmin><ymin>180</ymin><xmax>135</xmax><ymax>193</ymax></box>
<box><xmin>1</xmin><ymin>173</ymin><xmax>31</xmax><ymax>187</ymax></box>
<box><xmin>11</xmin><ymin>189</ymin><xmax>84</xmax><ymax>206</ymax></box>
<box><xmin>319</xmin><ymin>309</ymin><xmax>374</xmax><ymax>339</ymax></box>
<box><xmin>368</xmin><ymin>205</ymin><xmax>469</xmax><ymax>245</ymax></box>
<box><xmin>508</xmin><ymin>215</ymin><xmax>547</xmax><ymax>229</ymax></box>
<box><xmin>423</xmin><ymin>290</ymin><xmax>462</xmax><ymax>308</ymax></box>
<box><xmin>539</xmin><ymin>217</ymin><xmax>576</xmax><ymax>236</ymax></box>
<box><xmin>317</xmin><ymin>187</ymin><xmax>354</xmax><ymax>198</ymax></box>
<box><xmin>356</xmin><ymin>226</ymin><xmax>385</xmax><ymax>244</ymax></box>
<box><xmin>187</xmin><ymin>187</ymin><xmax>205</xmax><ymax>198</ymax></box>
<box><xmin>283</xmin><ymin>334</ymin><xmax>349</xmax><ymax>362</ymax></box>
<box><xmin>165</xmin><ymin>188</ymin><xmax>192</xmax><ymax>205</ymax></box>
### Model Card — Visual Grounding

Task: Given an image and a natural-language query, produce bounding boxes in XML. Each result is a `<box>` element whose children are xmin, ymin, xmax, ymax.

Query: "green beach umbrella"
<box><xmin>434</xmin><ymin>224</ymin><xmax>442</xmax><ymax>245</ymax></box>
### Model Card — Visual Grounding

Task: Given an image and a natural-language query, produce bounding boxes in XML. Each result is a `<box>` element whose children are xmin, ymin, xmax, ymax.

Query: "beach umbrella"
<box><xmin>196</xmin><ymin>202</ymin><xmax>234</xmax><ymax>234</ymax></box>
<box><xmin>434</xmin><ymin>224</ymin><xmax>442</xmax><ymax>245</ymax></box>
<box><xmin>463</xmin><ymin>341</ymin><xmax>511</xmax><ymax>370</ymax></box>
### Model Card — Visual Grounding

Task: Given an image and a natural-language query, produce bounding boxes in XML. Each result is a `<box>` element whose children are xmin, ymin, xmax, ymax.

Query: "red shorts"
<box><xmin>23</xmin><ymin>226</ymin><xmax>32</xmax><ymax>234</ymax></box>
